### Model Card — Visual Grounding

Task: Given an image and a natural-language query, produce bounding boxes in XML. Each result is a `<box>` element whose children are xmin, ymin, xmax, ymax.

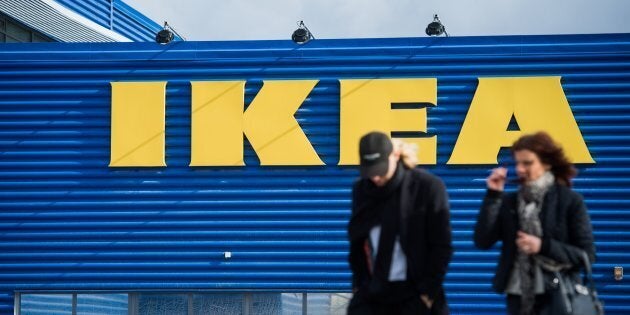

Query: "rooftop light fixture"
<box><xmin>426</xmin><ymin>14</ymin><xmax>448</xmax><ymax>37</ymax></box>
<box><xmin>292</xmin><ymin>20</ymin><xmax>314</xmax><ymax>44</ymax></box>
<box><xmin>155</xmin><ymin>21</ymin><xmax>185</xmax><ymax>44</ymax></box>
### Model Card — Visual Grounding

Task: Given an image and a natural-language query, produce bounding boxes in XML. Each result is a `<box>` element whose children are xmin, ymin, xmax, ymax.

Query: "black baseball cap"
<box><xmin>359</xmin><ymin>131</ymin><xmax>393</xmax><ymax>178</ymax></box>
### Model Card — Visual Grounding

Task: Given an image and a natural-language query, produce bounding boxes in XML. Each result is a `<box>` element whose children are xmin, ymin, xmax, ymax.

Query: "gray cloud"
<box><xmin>125</xmin><ymin>0</ymin><xmax>630</xmax><ymax>41</ymax></box>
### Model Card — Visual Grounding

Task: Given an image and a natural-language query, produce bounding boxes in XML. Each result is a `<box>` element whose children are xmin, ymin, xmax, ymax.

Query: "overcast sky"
<box><xmin>124</xmin><ymin>0</ymin><xmax>630</xmax><ymax>41</ymax></box>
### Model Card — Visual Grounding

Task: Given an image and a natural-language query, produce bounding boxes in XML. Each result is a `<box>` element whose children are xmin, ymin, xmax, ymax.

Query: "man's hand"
<box><xmin>420</xmin><ymin>294</ymin><xmax>433</xmax><ymax>309</ymax></box>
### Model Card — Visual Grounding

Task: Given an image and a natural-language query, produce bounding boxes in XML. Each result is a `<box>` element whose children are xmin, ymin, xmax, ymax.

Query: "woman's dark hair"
<box><xmin>511</xmin><ymin>131</ymin><xmax>577</xmax><ymax>186</ymax></box>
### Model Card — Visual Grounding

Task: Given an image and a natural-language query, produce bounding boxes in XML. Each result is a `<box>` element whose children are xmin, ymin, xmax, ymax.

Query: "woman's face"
<box><xmin>514</xmin><ymin>149</ymin><xmax>550</xmax><ymax>183</ymax></box>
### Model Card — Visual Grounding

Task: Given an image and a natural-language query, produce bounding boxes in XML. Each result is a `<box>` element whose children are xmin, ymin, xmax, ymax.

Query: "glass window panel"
<box><xmin>138</xmin><ymin>294</ymin><xmax>187</xmax><ymax>315</ymax></box>
<box><xmin>192</xmin><ymin>293</ymin><xmax>243</xmax><ymax>315</ymax></box>
<box><xmin>251</xmin><ymin>293</ymin><xmax>281</xmax><ymax>315</ymax></box>
<box><xmin>6</xmin><ymin>21</ymin><xmax>30</xmax><ymax>42</ymax></box>
<box><xmin>6</xmin><ymin>35</ymin><xmax>20</xmax><ymax>43</ymax></box>
<box><xmin>18</xmin><ymin>291</ymin><xmax>351</xmax><ymax>315</ymax></box>
<box><xmin>0</xmin><ymin>33</ymin><xmax>5</xmax><ymax>43</ymax></box>
<box><xmin>280</xmin><ymin>293</ymin><xmax>303</xmax><ymax>315</ymax></box>
<box><xmin>21</xmin><ymin>294</ymin><xmax>72</xmax><ymax>315</ymax></box>
<box><xmin>306</xmin><ymin>293</ymin><xmax>332</xmax><ymax>315</ymax></box>
<box><xmin>77</xmin><ymin>294</ymin><xmax>128</xmax><ymax>315</ymax></box>
<box><xmin>32</xmin><ymin>33</ymin><xmax>51</xmax><ymax>43</ymax></box>
<box><xmin>330</xmin><ymin>293</ymin><xmax>352</xmax><ymax>315</ymax></box>
<box><xmin>0</xmin><ymin>19</ymin><xmax>5</xmax><ymax>30</ymax></box>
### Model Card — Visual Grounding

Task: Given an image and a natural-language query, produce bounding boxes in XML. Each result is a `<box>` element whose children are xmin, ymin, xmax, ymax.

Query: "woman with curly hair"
<box><xmin>474</xmin><ymin>131</ymin><xmax>596</xmax><ymax>315</ymax></box>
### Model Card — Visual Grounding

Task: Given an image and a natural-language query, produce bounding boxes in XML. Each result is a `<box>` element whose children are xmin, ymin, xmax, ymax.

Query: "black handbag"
<box><xmin>540</xmin><ymin>251</ymin><xmax>604</xmax><ymax>315</ymax></box>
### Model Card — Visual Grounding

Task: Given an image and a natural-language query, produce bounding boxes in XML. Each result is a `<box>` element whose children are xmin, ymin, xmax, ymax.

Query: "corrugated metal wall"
<box><xmin>0</xmin><ymin>34</ymin><xmax>629</xmax><ymax>314</ymax></box>
<box><xmin>54</xmin><ymin>0</ymin><xmax>162</xmax><ymax>41</ymax></box>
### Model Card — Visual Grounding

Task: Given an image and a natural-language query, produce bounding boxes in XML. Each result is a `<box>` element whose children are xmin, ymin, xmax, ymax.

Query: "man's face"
<box><xmin>369</xmin><ymin>152</ymin><xmax>399</xmax><ymax>187</ymax></box>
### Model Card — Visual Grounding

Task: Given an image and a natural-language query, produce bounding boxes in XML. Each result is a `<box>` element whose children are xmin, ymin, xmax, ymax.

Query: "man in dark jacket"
<box><xmin>347</xmin><ymin>131</ymin><xmax>453</xmax><ymax>315</ymax></box>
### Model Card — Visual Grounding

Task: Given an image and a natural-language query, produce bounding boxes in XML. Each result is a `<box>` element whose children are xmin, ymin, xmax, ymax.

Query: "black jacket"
<box><xmin>348</xmin><ymin>167</ymin><xmax>453</xmax><ymax>301</ymax></box>
<box><xmin>474</xmin><ymin>184</ymin><xmax>596</xmax><ymax>293</ymax></box>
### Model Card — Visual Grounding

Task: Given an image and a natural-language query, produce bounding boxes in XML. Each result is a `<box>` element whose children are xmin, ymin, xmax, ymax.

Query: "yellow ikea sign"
<box><xmin>110</xmin><ymin>77</ymin><xmax>594</xmax><ymax>167</ymax></box>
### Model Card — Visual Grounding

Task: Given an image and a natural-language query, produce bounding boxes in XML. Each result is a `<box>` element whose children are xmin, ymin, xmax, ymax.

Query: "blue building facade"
<box><xmin>0</xmin><ymin>32</ymin><xmax>629</xmax><ymax>314</ymax></box>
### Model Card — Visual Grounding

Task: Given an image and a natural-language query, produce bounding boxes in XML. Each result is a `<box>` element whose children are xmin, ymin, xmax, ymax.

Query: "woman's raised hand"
<box><xmin>487</xmin><ymin>167</ymin><xmax>507</xmax><ymax>191</ymax></box>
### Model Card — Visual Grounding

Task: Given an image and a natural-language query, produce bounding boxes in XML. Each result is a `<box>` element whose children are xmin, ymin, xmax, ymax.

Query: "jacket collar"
<box><xmin>539</xmin><ymin>184</ymin><xmax>558</xmax><ymax>232</ymax></box>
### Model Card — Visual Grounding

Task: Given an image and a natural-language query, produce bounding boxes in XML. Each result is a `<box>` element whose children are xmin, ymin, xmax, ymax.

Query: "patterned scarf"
<box><xmin>517</xmin><ymin>171</ymin><xmax>554</xmax><ymax>315</ymax></box>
